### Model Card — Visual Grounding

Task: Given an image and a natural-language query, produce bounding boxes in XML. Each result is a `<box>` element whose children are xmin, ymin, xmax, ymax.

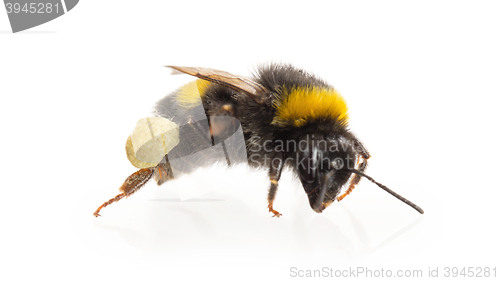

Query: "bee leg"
<box><xmin>154</xmin><ymin>156</ymin><xmax>175</xmax><ymax>186</ymax></box>
<box><xmin>267</xmin><ymin>152</ymin><xmax>284</xmax><ymax>217</ymax></box>
<box><xmin>337</xmin><ymin>136</ymin><xmax>370</xmax><ymax>202</ymax></box>
<box><xmin>268</xmin><ymin>180</ymin><xmax>282</xmax><ymax>217</ymax></box>
<box><xmin>93</xmin><ymin>167</ymin><xmax>155</xmax><ymax>217</ymax></box>
<box><xmin>93</xmin><ymin>193</ymin><xmax>125</xmax><ymax>217</ymax></box>
<box><xmin>337</xmin><ymin>157</ymin><xmax>368</xmax><ymax>202</ymax></box>
<box><xmin>220</xmin><ymin>141</ymin><xmax>231</xmax><ymax>167</ymax></box>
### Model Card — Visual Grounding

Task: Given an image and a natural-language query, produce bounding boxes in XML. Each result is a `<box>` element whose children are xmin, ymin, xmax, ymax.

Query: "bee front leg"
<box><xmin>337</xmin><ymin>157</ymin><xmax>368</xmax><ymax>201</ymax></box>
<box><xmin>93</xmin><ymin>167</ymin><xmax>155</xmax><ymax>217</ymax></box>
<box><xmin>337</xmin><ymin>136</ymin><xmax>371</xmax><ymax>202</ymax></box>
<box><xmin>267</xmin><ymin>152</ymin><xmax>284</xmax><ymax>217</ymax></box>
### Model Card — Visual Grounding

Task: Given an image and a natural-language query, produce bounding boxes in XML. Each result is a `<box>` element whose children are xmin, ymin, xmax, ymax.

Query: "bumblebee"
<box><xmin>94</xmin><ymin>63</ymin><xmax>423</xmax><ymax>217</ymax></box>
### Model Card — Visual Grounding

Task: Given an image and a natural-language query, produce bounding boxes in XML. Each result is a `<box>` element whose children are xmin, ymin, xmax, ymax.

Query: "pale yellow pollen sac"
<box><xmin>125</xmin><ymin>117</ymin><xmax>180</xmax><ymax>168</ymax></box>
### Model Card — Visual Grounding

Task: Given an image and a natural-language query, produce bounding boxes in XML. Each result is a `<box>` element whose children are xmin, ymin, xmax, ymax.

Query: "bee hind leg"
<box><xmin>93</xmin><ymin>193</ymin><xmax>126</xmax><ymax>217</ymax></box>
<box><xmin>93</xmin><ymin>167</ymin><xmax>155</xmax><ymax>217</ymax></box>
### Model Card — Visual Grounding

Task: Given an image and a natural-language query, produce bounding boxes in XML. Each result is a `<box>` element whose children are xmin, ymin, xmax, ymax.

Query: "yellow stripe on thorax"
<box><xmin>177</xmin><ymin>79</ymin><xmax>212</xmax><ymax>108</ymax></box>
<box><xmin>273</xmin><ymin>86</ymin><xmax>349</xmax><ymax>127</ymax></box>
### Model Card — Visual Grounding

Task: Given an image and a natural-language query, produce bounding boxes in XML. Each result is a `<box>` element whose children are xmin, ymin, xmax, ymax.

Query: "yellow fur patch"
<box><xmin>273</xmin><ymin>86</ymin><xmax>349</xmax><ymax>127</ymax></box>
<box><xmin>177</xmin><ymin>79</ymin><xmax>212</xmax><ymax>108</ymax></box>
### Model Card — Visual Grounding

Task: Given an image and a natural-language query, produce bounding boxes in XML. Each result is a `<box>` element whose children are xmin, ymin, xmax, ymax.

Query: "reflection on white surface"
<box><xmin>75</xmin><ymin>165</ymin><xmax>434</xmax><ymax>268</ymax></box>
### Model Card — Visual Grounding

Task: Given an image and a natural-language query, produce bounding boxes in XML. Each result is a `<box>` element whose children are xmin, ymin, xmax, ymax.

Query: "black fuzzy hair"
<box><xmin>252</xmin><ymin>63</ymin><xmax>331</xmax><ymax>93</ymax></box>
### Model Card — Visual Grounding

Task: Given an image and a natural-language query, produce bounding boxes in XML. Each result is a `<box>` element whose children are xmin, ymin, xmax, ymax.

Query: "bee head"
<box><xmin>296</xmin><ymin>134</ymin><xmax>357</xmax><ymax>213</ymax></box>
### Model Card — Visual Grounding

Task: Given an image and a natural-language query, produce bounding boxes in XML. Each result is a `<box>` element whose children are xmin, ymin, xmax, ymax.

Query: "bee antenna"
<box><xmin>350</xmin><ymin>169</ymin><xmax>424</xmax><ymax>214</ymax></box>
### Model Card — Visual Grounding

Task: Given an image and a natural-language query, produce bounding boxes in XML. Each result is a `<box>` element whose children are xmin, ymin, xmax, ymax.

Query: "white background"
<box><xmin>1</xmin><ymin>1</ymin><xmax>499</xmax><ymax>280</ymax></box>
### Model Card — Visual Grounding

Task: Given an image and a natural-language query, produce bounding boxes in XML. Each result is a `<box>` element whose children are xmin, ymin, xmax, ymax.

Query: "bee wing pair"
<box><xmin>167</xmin><ymin>66</ymin><xmax>273</xmax><ymax>105</ymax></box>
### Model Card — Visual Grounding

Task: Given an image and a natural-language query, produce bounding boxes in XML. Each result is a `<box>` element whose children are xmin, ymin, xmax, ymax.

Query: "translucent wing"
<box><xmin>166</xmin><ymin>66</ymin><xmax>273</xmax><ymax>105</ymax></box>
